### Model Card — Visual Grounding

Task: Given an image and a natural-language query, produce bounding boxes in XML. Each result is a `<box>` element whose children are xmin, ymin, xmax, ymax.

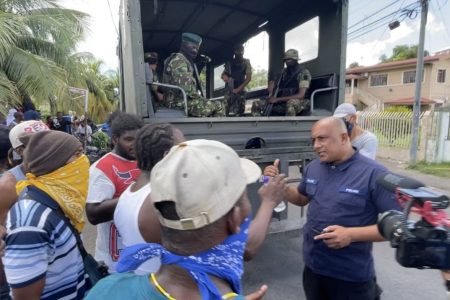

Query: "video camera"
<box><xmin>377</xmin><ymin>173</ymin><xmax>450</xmax><ymax>269</ymax></box>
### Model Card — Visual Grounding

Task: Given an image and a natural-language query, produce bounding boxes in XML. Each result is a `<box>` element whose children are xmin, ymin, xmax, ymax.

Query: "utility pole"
<box><xmin>410</xmin><ymin>0</ymin><xmax>428</xmax><ymax>165</ymax></box>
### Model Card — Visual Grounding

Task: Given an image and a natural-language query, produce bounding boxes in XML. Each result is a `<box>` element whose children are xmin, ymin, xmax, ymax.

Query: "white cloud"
<box><xmin>426</xmin><ymin>12</ymin><xmax>445</xmax><ymax>34</ymax></box>
<box><xmin>346</xmin><ymin>11</ymin><xmax>448</xmax><ymax>67</ymax></box>
<box><xmin>59</xmin><ymin>0</ymin><xmax>120</xmax><ymax>71</ymax></box>
<box><xmin>346</xmin><ymin>22</ymin><xmax>415</xmax><ymax>67</ymax></box>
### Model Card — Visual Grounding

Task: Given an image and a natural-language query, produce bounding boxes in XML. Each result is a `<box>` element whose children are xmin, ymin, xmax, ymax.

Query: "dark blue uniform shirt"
<box><xmin>299</xmin><ymin>152</ymin><xmax>400</xmax><ymax>282</ymax></box>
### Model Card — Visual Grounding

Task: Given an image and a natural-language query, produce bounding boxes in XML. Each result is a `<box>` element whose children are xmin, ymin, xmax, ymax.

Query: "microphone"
<box><xmin>199</xmin><ymin>54</ymin><xmax>211</xmax><ymax>63</ymax></box>
<box><xmin>376</xmin><ymin>172</ymin><xmax>425</xmax><ymax>193</ymax></box>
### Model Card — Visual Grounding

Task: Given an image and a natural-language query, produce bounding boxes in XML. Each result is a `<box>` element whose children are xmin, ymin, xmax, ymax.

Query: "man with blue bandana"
<box><xmin>85</xmin><ymin>139</ymin><xmax>287</xmax><ymax>300</ymax></box>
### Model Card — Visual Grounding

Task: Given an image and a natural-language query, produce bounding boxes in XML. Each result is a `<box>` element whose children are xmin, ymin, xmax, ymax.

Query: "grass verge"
<box><xmin>408</xmin><ymin>162</ymin><xmax>450</xmax><ymax>178</ymax></box>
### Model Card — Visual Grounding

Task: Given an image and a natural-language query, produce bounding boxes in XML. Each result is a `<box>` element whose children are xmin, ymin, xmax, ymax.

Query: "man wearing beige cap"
<box><xmin>86</xmin><ymin>139</ymin><xmax>287</xmax><ymax>300</ymax></box>
<box><xmin>333</xmin><ymin>103</ymin><xmax>378</xmax><ymax>160</ymax></box>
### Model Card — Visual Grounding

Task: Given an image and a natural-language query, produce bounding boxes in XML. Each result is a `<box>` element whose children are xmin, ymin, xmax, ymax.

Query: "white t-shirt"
<box><xmin>76</xmin><ymin>125</ymin><xmax>93</xmax><ymax>143</ymax></box>
<box><xmin>114</xmin><ymin>182</ymin><xmax>161</xmax><ymax>274</ymax></box>
<box><xmin>87</xmin><ymin>152</ymin><xmax>141</xmax><ymax>272</ymax></box>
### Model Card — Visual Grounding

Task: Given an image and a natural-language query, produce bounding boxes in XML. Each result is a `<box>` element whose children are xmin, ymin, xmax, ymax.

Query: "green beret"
<box><xmin>182</xmin><ymin>32</ymin><xmax>202</xmax><ymax>46</ymax></box>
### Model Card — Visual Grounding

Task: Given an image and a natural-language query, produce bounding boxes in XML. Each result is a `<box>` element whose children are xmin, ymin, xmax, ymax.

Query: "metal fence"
<box><xmin>357</xmin><ymin>111</ymin><xmax>424</xmax><ymax>149</ymax></box>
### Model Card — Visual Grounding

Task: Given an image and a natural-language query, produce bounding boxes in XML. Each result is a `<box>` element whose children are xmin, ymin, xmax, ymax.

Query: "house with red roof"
<box><xmin>345</xmin><ymin>48</ymin><xmax>450</xmax><ymax>111</ymax></box>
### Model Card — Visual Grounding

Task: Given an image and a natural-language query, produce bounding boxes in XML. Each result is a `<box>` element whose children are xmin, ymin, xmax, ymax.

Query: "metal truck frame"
<box><xmin>118</xmin><ymin>0</ymin><xmax>348</xmax><ymax>215</ymax></box>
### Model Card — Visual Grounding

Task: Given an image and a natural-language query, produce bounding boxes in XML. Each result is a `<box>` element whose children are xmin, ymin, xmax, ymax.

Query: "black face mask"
<box><xmin>342</xmin><ymin>118</ymin><xmax>354</xmax><ymax>136</ymax></box>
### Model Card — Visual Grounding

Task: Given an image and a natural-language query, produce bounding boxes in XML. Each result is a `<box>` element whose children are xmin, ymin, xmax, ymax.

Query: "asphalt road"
<box><xmin>82</xmin><ymin>157</ymin><xmax>450</xmax><ymax>299</ymax></box>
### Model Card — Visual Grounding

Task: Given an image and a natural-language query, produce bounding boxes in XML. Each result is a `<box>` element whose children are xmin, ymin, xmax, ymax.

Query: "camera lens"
<box><xmin>378</xmin><ymin>210</ymin><xmax>404</xmax><ymax>244</ymax></box>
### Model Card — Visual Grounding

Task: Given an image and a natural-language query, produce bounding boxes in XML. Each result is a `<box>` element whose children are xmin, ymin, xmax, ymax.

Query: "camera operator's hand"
<box><xmin>314</xmin><ymin>225</ymin><xmax>352</xmax><ymax>249</ymax></box>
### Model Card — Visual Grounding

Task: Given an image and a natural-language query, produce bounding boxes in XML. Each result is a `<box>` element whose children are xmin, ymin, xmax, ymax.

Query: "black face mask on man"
<box><xmin>342</xmin><ymin>118</ymin><xmax>354</xmax><ymax>136</ymax></box>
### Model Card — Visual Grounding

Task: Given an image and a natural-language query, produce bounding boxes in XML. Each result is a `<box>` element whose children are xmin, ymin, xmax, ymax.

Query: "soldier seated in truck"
<box><xmin>223</xmin><ymin>44</ymin><xmax>252</xmax><ymax>117</ymax></box>
<box><xmin>251</xmin><ymin>49</ymin><xmax>312</xmax><ymax>116</ymax></box>
<box><xmin>144</xmin><ymin>52</ymin><xmax>164</xmax><ymax>105</ymax></box>
<box><xmin>162</xmin><ymin>32</ymin><xmax>225</xmax><ymax>117</ymax></box>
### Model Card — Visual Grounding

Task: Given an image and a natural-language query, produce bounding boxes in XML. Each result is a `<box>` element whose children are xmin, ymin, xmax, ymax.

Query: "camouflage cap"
<box><xmin>182</xmin><ymin>32</ymin><xmax>202</xmax><ymax>46</ymax></box>
<box><xmin>284</xmin><ymin>49</ymin><xmax>300</xmax><ymax>61</ymax></box>
<box><xmin>144</xmin><ymin>52</ymin><xmax>158</xmax><ymax>64</ymax></box>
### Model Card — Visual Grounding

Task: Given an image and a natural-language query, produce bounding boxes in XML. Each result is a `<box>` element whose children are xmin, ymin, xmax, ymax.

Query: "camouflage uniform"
<box><xmin>251</xmin><ymin>49</ymin><xmax>311</xmax><ymax>116</ymax></box>
<box><xmin>223</xmin><ymin>58</ymin><xmax>252</xmax><ymax>116</ymax></box>
<box><xmin>162</xmin><ymin>52</ymin><xmax>225</xmax><ymax>117</ymax></box>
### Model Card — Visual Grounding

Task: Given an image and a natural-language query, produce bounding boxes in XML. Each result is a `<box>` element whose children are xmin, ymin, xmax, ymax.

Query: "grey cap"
<box><xmin>333</xmin><ymin>103</ymin><xmax>357</xmax><ymax>118</ymax></box>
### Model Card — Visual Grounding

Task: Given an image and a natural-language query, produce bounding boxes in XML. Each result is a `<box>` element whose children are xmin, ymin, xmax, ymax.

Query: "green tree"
<box><xmin>64</xmin><ymin>58</ymin><xmax>118</xmax><ymax>123</ymax></box>
<box><xmin>247</xmin><ymin>69</ymin><xmax>268</xmax><ymax>90</ymax></box>
<box><xmin>348</xmin><ymin>62</ymin><xmax>360</xmax><ymax>68</ymax></box>
<box><xmin>379</xmin><ymin>44</ymin><xmax>430</xmax><ymax>63</ymax></box>
<box><xmin>0</xmin><ymin>0</ymin><xmax>88</xmax><ymax>115</ymax></box>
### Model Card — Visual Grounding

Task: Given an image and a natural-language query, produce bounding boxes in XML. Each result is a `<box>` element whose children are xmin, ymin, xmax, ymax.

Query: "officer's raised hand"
<box><xmin>263</xmin><ymin>159</ymin><xmax>280</xmax><ymax>177</ymax></box>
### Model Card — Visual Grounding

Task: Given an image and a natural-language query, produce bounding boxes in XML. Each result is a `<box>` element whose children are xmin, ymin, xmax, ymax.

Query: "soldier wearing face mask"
<box><xmin>252</xmin><ymin>49</ymin><xmax>312</xmax><ymax>116</ymax></box>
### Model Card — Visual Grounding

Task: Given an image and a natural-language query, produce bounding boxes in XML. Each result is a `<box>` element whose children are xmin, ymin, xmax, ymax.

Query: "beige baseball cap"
<box><xmin>9</xmin><ymin>120</ymin><xmax>49</xmax><ymax>149</ymax></box>
<box><xmin>150</xmin><ymin>139</ymin><xmax>261</xmax><ymax>230</ymax></box>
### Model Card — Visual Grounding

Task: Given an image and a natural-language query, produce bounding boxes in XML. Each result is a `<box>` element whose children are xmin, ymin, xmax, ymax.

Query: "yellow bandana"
<box><xmin>16</xmin><ymin>155</ymin><xmax>90</xmax><ymax>232</ymax></box>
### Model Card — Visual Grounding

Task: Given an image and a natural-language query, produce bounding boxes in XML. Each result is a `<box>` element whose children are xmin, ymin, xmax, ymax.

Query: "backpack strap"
<box><xmin>25</xmin><ymin>186</ymin><xmax>89</xmax><ymax>258</ymax></box>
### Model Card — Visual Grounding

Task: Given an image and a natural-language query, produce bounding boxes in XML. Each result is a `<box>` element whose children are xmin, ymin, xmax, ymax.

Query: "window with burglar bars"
<box><xmin>437</xmin><ymin>69</ymin><xmax>446</xmax><ymax>83</ymax></box>
<box><xmin>369</xmin><ymin>74</ymin><xmax>387</xmax><ymax>87</ymax></box>
<box><xmin>403</xmin><ymin>70</ymin><xmax>416</xmax><ymax>84</ymax></box>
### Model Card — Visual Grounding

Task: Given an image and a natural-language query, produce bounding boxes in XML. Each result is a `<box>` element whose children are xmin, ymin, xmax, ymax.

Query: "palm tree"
<box><xmin>0</xmin><ymin>0</ymin><xmax>88</xmax><ymax>115</ymax></box>
<box><xmin>63</xmin><ymin>57</ymin><xmax>118</xmax><ymax>123</ymax></box>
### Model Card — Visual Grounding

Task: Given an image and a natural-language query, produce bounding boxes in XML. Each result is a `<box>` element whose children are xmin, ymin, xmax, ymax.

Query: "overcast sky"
<box><xmin>60</xmin><ymin>0</ymin><xmax>450</xmax><ymax>71</ymax></box>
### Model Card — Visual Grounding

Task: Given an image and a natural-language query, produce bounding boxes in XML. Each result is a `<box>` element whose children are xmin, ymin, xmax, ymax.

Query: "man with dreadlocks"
<box><xmin>114</xmin><ymin>123</ymin><xmax>186</xmax><ymax>274</ymax></box>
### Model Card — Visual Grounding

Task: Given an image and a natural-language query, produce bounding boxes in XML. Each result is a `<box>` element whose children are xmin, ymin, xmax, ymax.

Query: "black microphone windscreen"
<box><xmin>376</xmin><ymin>172</ymin><xmax>425</xmax><ymax>193</ymax></box>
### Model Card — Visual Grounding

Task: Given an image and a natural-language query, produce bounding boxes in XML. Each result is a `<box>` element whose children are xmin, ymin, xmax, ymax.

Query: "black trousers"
<box><xmin>303</xmin><ymin>266</ymin><xmax>382</xmax><ymax>300</ymax></box>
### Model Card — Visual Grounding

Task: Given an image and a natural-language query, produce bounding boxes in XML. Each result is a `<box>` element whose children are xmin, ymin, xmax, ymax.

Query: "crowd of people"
<box><xmin>0</xmin><ymin>30</ymin><xmax>396</xmax><ymax>300</ymax></box>
<box><xmin>0</xmin><ymin>97</ymin><xmax>410</xmax><ymax>300</ymax></box>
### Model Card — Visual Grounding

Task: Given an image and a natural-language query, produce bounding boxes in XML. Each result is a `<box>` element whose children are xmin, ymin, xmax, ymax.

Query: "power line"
<box><xmin>106</xmin><ymin>0</ymin><xmax>119</xmax><ymax>36</ymax></box>
<box><xmin>433</xmin><ymin>0</ymin><xmax>450</xmax><ymax>43</ymax></box>
<box><xmin>348</xmin><ymin>1</ymin><xmax>399</xmax><ymax>30</ymax></box>
<box><xmin>348</xmin><ymin>1</ymin><xmax>419</xmax><ymax>37</ymax></box>
<box><xmin>348</xmin><ymin>1</ymin><xmax>421</xmax><ymax>42</ymax></box>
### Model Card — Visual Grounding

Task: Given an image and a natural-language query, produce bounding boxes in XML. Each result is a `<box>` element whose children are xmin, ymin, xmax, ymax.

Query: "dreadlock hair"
<box><xmin>111</xmin><ymin>112</ymin><xmax>144</xmax><ymax>138</ymax></box>
<box><xmin>135</xmin><ymin>123</ymin><xmax>176</xmax><ymax>172</ymax></box>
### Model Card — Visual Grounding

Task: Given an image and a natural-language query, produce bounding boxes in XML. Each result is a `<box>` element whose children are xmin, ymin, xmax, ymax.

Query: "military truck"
<box><xmin>118</xmin><ymin>0</ymin><xmax>348</xmax><ymax>296</ymax></box>
<box><xmin>119</xmin><ymin>0</ymin><xmax>347</xmax><ymax>214</ymax></box>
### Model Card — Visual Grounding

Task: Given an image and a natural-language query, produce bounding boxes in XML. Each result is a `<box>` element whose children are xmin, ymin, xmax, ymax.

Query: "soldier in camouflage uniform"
<box><xmin>222</xmin><ymin>44</ymin><xmax>252</xmax><ymax>116</ymax></box>
<box><xmin>162</xmin><ymin>32</ymin><xmax>225</xmax><ymax>117</ymax></box>
<box><xmin>251</xmin><ymin>49</ymin><xmax>312</xmax><ymax>116</ymax></box>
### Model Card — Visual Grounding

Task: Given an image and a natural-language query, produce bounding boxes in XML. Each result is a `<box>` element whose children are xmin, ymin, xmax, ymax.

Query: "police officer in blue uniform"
<box><xmin>264</xmin><ymin>117</ymin><xmax>401</xmax><ymax>300</ymax></box>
